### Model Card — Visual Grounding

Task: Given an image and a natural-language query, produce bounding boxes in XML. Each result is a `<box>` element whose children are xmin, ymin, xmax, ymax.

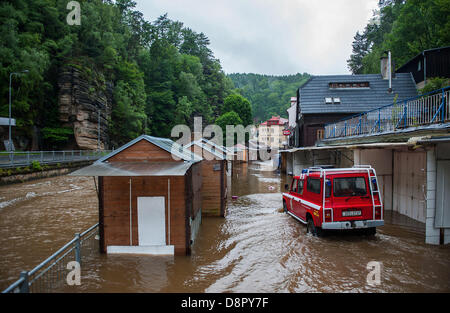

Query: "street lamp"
<box><xmin>9</xmin><ymin>70</ymin><xmax>28</xmax><ymax>152</ymax></box>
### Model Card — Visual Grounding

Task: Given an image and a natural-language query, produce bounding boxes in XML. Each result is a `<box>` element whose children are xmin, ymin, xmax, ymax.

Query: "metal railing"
<box><xmin>324</xmin><ymin>86</ymin><xmax>450</xmax><ymax>139</ymax></box>
<box><xmin>0</xmin><ymin>150</ymin><xmax>110</xmax><ymax>168</ymax></box>
<box><xmin>2</xmin><ymin>223</ymin><xmax>99</xmax><ymax>293</ymax></box>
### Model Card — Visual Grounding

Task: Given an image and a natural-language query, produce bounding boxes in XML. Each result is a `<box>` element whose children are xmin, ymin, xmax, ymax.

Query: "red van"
<box><xmin>282</xmin><ymin>166</ymin><xmax>383</xmax><ymax>236</ymax></box>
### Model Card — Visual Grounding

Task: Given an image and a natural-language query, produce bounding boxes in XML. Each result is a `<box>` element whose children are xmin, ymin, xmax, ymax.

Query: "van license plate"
<box><xmin>342</xmin><ymin>210</ymin><xmax>361</xmax><ymax>217</ymax></box>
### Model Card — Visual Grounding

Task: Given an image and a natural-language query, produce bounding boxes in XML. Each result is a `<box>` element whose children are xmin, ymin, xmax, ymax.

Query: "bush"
<box><xmin>31</xmin><ymin>161</ymin><xmax>42</xmax><ymax>171</ymax></box>
<box><xmin>419</xmin><ymin>77</ymin><xmax>450</xmax><ymax>95</ymax></box>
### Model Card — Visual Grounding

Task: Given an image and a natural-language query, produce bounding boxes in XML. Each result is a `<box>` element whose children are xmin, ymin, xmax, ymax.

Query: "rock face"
<box><xmin>58</xmin><ymin>65</ymin><xmax>112</xmax><ymax>150</ymax></box>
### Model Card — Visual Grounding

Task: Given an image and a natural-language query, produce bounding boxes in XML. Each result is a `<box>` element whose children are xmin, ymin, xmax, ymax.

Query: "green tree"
<box><xmin>223</xmin><ymin>94</ymin><xmax>253</xmax><ymax>126</ymax></box>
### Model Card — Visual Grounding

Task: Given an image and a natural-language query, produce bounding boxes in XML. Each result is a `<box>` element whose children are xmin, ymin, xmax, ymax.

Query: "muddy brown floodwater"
<box><xmin>0</xmin><ymin>162</ymin><xmax>449</xmax><ymax>292</ymax></box>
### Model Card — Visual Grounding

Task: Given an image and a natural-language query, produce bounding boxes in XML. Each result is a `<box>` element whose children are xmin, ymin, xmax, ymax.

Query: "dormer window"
<box><xmin>325</xmin><ymin>97</ymin><xmax>341</xmax><ymax>104</ymax></box>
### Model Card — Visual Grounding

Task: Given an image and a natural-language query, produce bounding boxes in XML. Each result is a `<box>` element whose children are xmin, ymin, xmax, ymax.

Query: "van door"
<box><xmin>304</xmin><ymin>177</ymin><xmax>322</xmax><ymax>220</ymax></box>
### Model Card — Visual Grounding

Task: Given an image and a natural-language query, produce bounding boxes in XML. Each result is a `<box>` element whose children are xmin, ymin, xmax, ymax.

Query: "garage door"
<box><xmin>393</xmin><ymin>151</ymin><xmax>426</xmax><ymax>223</ymax></box>
<box><xmin>435</xmin><ymin>160</ymin><xmax>450</xmax><ymax>228</ymax></box>
<box><xmin>138</xmin><ymin>197</ymin><xmax>166</xmax><ymax>246</ymax></box>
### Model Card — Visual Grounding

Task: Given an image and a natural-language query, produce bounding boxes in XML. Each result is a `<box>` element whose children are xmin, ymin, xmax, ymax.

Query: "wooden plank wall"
<box><xmin>189</xmin><ymin>145</ymin><xmax>225</xmax><ymax>217</ymax></box>
<box><xmin>190</xmin><ymin>162</ymin><xmax>202</xmax><ymax>219</ymax></box>
<box><xmin>201</xmin><ymin>160</ymin><xmax>224</xmax><ymax>216</ymax></box>
<box><xmin>101</xmin><ymin>175</ymin><xmax>188</xmax><ymax>255</ymax></box>
<box><xmin>108</xmin><ymin>139</ymin><xmax>178</xmax><ymax>162</ymax></box>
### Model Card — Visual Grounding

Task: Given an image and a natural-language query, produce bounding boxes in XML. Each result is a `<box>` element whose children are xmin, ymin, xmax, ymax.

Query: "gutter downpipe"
<box><xmin>130</xmin><ymin>178</ymin><xmax>132</xmax><ymax>246</ymax></box>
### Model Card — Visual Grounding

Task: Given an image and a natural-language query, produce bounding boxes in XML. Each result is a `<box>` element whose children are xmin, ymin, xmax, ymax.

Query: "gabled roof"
<box><xmin>96</xmin><ymin>135</ymin><xmax>202</xmax><ymax>164</ymax></box>
<box><xmin>185</xmin><ymin>139</ymin><xmax>227</xmax><ymax>160</ymax></box>
<box><xmin>261</xmin><ymin>116</ymin><xmax>288</xmax><ymax>126</ymax></box>
<box><xmin>200</xmin><ymin>138</ymin><xmax>234</xmax><ymax>154</ymax></box>
<box><xmin>298</xmin><ymin>73</ymin><xmax>417</xmax><ymax>114</ymax></box>
<box><xmin>396</xmin><ymin>46</ymin><xmax>450</xmax><ymax>73</ymax></box>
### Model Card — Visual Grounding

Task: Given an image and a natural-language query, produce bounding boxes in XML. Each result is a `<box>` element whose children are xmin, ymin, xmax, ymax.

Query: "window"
<box><xmin>307</xmin><ymin>178</ymin><xmax>321</xmax><ymax>194</ymax></box>
<box><xmin>325</xmin><ymin>179</ymin><xmax>331</xmax><ymax>198</ymax></box>
<box><xmin>317</xmin><ymin>129</ymin><xmax>324</xmax><ymax>140</ymax></box>
<box><xmin>325</xmin><ymin>97</ymin><xmax>333</xmax><ymax>104</ymax></box>
<box><xmin>329</xmin><ymin>82</ymin><xmax>370</xmax><ymax>89</ymax></box>
<box><xmin>418</xmin><ymin>61</ymin><xmax>421</xmax><ymax>71</ymax></box>
<box><xmin>333</xmin><ymin>177</ymin><xmax>368</xmax><ymax>197</ymax></box>
<box><xmin>297</xmin><ymin>179</ymin><xmax>304</xmax><ymax>195</ymax></box>
<box><xmin>333</xmin><ymin>97</ymin><xmax>341</xmax><ymax>104</ymax></box>
<box><xmin>291</xmin><ymin>179</ymin><xmax>298</xmax><ymax>193</ymax></box>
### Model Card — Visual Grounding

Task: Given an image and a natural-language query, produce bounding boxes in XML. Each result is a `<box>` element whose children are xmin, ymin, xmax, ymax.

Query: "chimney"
<box><xmin>380</xmin><ymin>56</ymin><xmax>389</xmax><ymax>80</ymax></box>
<box><xmin>381</xmin><ymin>51</ymin><xmax>393</xmax><ymax>93</ymax></box>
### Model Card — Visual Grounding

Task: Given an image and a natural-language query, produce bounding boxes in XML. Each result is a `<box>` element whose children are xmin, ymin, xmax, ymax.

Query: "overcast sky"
<box><xmin>135</xmin><ymin>0</ymin><xmax>379</xmax><ymax>76</ymax></box>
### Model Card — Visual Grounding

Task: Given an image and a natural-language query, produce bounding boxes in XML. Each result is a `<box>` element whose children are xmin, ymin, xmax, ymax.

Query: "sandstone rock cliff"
<box><xmin>58</xmin><ymin>64</ymin><xmax>112</xmax><ymax>150</ymax></box>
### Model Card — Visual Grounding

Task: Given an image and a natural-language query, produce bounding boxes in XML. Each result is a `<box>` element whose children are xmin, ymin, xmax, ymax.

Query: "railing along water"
<box><xmin>324</xmin><ymin>86</ymin><xmax>450</xmax><ymax>139</ymax></box>
<box><xmin>2</xmin><ymin>223</ymin><xmax>99</xmax><ymax>293</ymax></box>
<box><xmin>0</xmin><ymin>150</ymin><xmax>110</xmax><ymax>168</ymax></box>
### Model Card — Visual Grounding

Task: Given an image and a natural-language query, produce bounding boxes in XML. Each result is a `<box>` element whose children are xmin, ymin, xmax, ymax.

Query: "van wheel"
<box><xmin>307</xmin><ymin>218</ymin><xmax>321</xmax><ymax>236</ymax></box>
<box><xmin>283</xmin><ymin>201</ymin><xmax>287</xmax><ymax>213</ymax></box>
<box><xmin>364</xmin><ymin>227</ymin><xmax>376</xmax><ymax>236</ymax></box>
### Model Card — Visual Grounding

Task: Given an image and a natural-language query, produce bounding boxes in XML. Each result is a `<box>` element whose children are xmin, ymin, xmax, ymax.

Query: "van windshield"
<box><xmin>333</xmin><ymin>177</ymin><xmax>367</xmax><ymax>197</ymax></box>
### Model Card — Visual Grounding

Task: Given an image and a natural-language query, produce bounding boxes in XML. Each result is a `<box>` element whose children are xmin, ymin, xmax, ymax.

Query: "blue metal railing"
<box><xmin>2</xmin><ymin>223</ymin><xmax>99</xmax><ymax>293</ymax></box>
<box><xmin>324</xmin><ymin>86</ymin><xmax>450</xmax><ymax>139</ymax></box>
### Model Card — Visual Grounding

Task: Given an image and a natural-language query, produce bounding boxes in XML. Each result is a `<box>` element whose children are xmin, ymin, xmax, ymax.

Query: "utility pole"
<box><xmin>9</xmin><ymin>70</ymin><xmax>28</xmax><ymax>153</ymax></box>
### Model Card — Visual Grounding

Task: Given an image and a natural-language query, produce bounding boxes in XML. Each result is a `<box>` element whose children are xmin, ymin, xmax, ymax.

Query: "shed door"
<box><xmin>435</xmin><ymin>160</ymin><xmax>450</xmax><ymax>228</ymax></box>
<box><xmin>138</xmin><ymin>197</ymin><xmax>166</xmax><ymax>246</ymax></box>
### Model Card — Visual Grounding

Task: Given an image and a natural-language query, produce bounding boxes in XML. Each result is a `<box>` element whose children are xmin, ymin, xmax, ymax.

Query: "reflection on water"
<box><xmin>0</xmin><ymin>162</ymin><xmax>449</xmax><ymax>292</ymax></box>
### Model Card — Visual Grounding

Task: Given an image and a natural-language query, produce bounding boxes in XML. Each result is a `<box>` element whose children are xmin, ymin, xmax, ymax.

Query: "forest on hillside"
<box><xmin>0</xmin><ymin>0</ymin><xmax>243</xmax><ymax>149</ymax></box>
<box><xmin>228</xmin><ymin>73</ymin><xmax>310</xmax><ymax>123</ymax></box>
<box><xmin>348</xmin><ymin>0</ymin><xmax>450</xmax><ymax>75</ymax></box>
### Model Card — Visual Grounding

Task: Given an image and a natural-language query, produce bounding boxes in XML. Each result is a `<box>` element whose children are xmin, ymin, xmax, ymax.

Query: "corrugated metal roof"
<box><xmin>299</xmin><ymin>73</ymin><xmax>417</xmax><ymax>114</ymax></box>
<box><xmin>200</xmin><ymin>138</ymin><xmax>234</xmax><ymax>154</ymax></box>
<box><xmin>69</xmin><ymin>162</ymin><xmax>194</xmax><ymax>177</ymax></box>
<box><xmin>96</xmin><ymin>135</ymin><xmax>202</xmax><ymax>164</ymax></box>
<box><xmin>185</xmin><ymin>140</ymin><xmax>226</xmax><ymax>160</ymax></box>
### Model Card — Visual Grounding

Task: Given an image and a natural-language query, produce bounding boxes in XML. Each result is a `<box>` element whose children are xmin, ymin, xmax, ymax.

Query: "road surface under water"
<box><xmin>0</xmin><ymin>162</ymin><xmax>449</xmax><ymax>292</ymax></box>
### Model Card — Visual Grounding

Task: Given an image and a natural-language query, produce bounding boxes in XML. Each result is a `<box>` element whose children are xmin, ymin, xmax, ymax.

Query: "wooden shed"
<box><xmin>233</xmin><ymin>144</ymin><xmax>248</xmax><ymax>162</ymax></box>
<box><xmin>185</xmin><ymin>139</ymin><xmax>228</xmax><ymax>217</ymax></box>
<box><xmin>70</xmin><ymin>135</ymin><xmax>202</xmax><ymax>256</ymax></box>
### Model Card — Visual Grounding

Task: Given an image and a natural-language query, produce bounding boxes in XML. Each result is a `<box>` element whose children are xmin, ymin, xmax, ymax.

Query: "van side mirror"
<box><xmin>284</xmin><ymin>184</ymin><xmax>289</xmax><ymax>191</ymax></box>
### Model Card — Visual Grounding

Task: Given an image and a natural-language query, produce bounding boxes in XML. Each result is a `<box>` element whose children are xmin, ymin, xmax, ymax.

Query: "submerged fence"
<box><xmin>0</xmin><ymin>150</ymin><xmax>110</xmax><ymax>168</ymax></box>
<box><xmin>2</xmin><ymin>223</ymin><xmax>99</xmax><ymax>293</ymax></box>
<box><xmin>324</xmin><ymin>86</ymin><xmax>450</xmax><ymax>139</ymax></box>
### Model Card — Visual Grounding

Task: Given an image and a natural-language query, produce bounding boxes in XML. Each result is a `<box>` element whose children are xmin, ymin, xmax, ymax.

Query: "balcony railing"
<box><xmin>324</xmin><ymin>86</ymin><xmax>450</xmax><ymax>140</ymax></box>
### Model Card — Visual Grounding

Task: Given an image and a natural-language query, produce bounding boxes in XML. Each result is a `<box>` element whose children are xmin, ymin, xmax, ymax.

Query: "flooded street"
<box><xmin>0</xmin><ymin>162</ymin><xmax>449</xmax><ymax>292</ymax></box>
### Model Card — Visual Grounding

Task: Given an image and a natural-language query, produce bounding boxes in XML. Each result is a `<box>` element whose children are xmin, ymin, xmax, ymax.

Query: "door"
<box><xmin>138</xmin><ymin>197</ymin><xmax>166</xmax><ymax>246</ymax></box>
<box><xmin>435</xmin><ymin>160</ymin><xmax>450</xmax><ymax>228</ymax></box>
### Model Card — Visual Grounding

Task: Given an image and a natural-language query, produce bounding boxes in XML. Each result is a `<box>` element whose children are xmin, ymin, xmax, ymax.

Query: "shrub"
<box><xmin>31</xmin><ymin>161</ymin><xmax>42</xmax><ymax>171</ymax></box>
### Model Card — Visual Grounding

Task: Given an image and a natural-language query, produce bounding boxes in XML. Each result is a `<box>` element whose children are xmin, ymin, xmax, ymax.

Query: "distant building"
<box><xmin>396</xmin><ymin>46</ymin><xmax>450</xmax><ymax>89</ymax></box>
<box><xmin>286</xmin><ymin>97</ymin><xmax>298</xmax><ymax>147</ymax></box>
<box><xmin>258</xmin><ymin>116</ymin><xmax>289</xmax><ymax>149</ymax></box>
<box><xmin>294</xmin><ymin>71</ymin><xmax>417</xmax><ymax>147</ymax></box>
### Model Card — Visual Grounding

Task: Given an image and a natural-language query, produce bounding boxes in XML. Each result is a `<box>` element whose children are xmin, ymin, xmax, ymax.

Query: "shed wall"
<box><xmin>101</xmin><ymin>175</ymin><xmax>188</xmax><ymax>255</ymax></box>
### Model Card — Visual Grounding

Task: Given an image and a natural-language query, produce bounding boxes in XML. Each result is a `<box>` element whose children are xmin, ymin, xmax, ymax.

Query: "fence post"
<box><xmin>403</xmin><ymin>102</ymin><xmax>407</xmax><ymax>128</ymax></box>
<box><xmin>75</xmin><ymin>233</ymin><xmax>81</xmax><ymax>265</ymax></box>
<box><xmin>442</xmin><ymin>89</ymin><xmax>445</xmax><ymax>122</ymax></box>
<box><xmin>378</xmin><ymin>109</ymin><xmax>381</xmax><ymax>132</ymax></box>
<box><xmin>19</xmin><ymin>271</ymin><xmax>29</xmax><ymax>293</ymax></box>
<box><xmin>27</xmin><ymin>151</ymin><xmax>30</xmax><ymax>164</ymax></box>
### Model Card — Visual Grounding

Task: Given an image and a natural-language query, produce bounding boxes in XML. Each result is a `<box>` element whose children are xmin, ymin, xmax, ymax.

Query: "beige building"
<box><xmin>258</xmin><ymin>116</ymin><xmax>289</xmax><ymax>149</ymax></box>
